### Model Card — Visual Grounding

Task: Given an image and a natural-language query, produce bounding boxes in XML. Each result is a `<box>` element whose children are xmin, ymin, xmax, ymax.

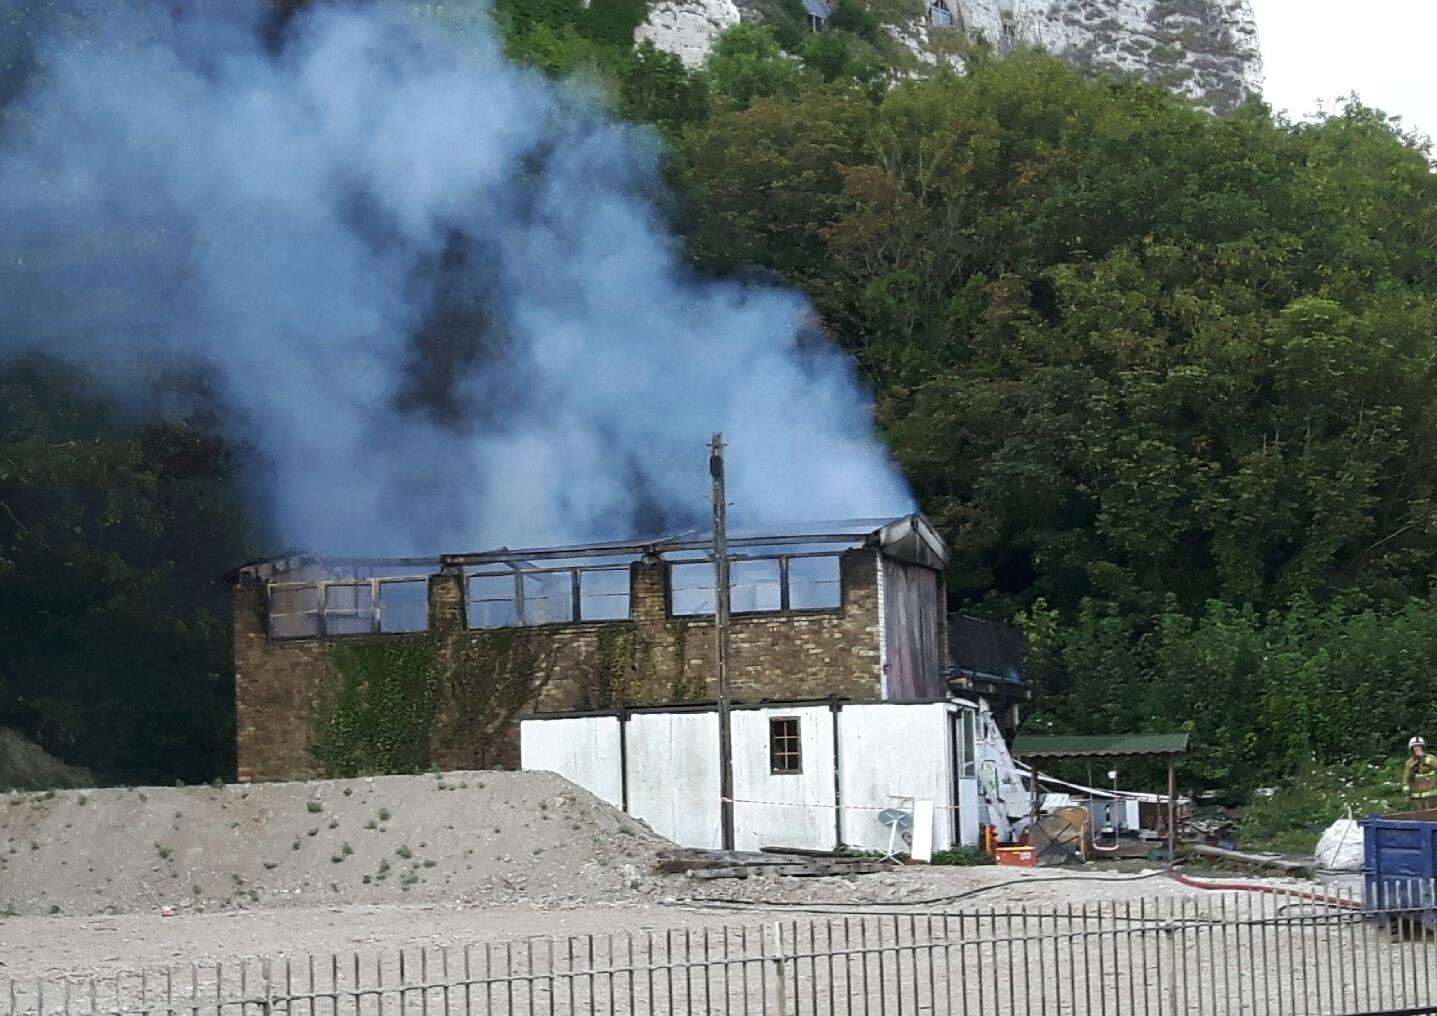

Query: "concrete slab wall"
<box><xmin>732</xmin><ymin>705</ymin><xmax>837</xmax><ymax>852</ymax></box>
<box><xmin>623</xmin><ymin>710</ymin><xmax>722</xmax><ymax>848</ymax></box>
<box><xmin>518</xmin><ymin>715</ymin><xmax>623</xmax><ymax>808</ymax></box>
<box><xmin>520</xmin><ymin>700</ymin><xmax>980</xmax><ymax>853</ymax></box>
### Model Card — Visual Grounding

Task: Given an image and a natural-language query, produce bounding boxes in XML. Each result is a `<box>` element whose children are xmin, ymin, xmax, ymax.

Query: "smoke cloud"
<box><xmin>0</xmin><ymin>0</ymin><xmax>912</xmax><ymax>555</ymax></box>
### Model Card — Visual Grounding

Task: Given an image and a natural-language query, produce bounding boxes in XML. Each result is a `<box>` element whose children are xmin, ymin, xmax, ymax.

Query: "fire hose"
<box><xmin>1164</xmin><ymin>868</ymin><xmax>1361</xmax><ymax>909</ymax></box>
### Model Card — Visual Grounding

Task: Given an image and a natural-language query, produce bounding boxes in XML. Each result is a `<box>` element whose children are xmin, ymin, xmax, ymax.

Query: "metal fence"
<box><xmin>8</xmin><ymin>881</ymin><xmax>1437</xmax><ymax>1016</ymax></box>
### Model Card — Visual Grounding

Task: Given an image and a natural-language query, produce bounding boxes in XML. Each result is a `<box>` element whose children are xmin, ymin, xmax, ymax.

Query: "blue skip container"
<box><xmin>1360</xmin><ymin>812</ymin><xmax>1437</xmax><ymax>928</ymax></box>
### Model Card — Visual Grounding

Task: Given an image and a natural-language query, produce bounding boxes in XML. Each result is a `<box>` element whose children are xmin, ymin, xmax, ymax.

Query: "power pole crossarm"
<box><xmin>710</xmin><ymin>433</ymin><xmax>736</xmax><ymax>852</ymax></box>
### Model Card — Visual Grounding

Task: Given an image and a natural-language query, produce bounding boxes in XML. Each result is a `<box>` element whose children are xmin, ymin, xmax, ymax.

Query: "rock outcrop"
<box><xmin>635</xmin><ymin>0</ymin><xmax>742</xmax><ymax>68</ymax></box>
<box><xmin>635</xmin><ymin>0</ymin><xmax>1263</xmax><ymax>110</ymax></box>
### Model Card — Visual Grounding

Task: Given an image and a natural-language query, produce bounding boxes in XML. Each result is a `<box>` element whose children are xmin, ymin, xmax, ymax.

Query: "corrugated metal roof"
<box><xmin>803</xmin><ymin>0</ymin><xmax>831</xmax><ymax>19</ymax></box>
<box><xmin>1012</xmin><ymin>734</ymin><xmax>1191</xmax><ymax>758</ymax></box>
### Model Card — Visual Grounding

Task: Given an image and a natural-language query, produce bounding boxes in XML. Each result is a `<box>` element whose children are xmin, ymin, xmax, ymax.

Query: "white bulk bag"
<box><xmin>1315</xmin><ymin>818</ymin><xmax>1364</xmax><ymax>871</ymax></box>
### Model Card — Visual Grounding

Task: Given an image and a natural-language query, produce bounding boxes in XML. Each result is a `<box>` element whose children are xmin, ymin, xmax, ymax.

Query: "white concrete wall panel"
<box><xmin>731</xmin><ymin>705</ymin><xmax>837</xmax><ymax>853</ymax></box>
<box><xmin>837</xmin><ymin>703</ymin><xmax>955</xmax><ymax>854</ymax></box>
<box><xmin>625</xmin><ymin>711</ymin><xmax>723</xmax><ymax>849</ymax></box>
<box><xmin>519</xmin><ymin>716</ymin><xmax>623</xmax><ymax>808</ymax></box>
<box><xmin>957</xmin><ymin>778</ymin><xmax>980</xmax><ymax>847</ymax></box>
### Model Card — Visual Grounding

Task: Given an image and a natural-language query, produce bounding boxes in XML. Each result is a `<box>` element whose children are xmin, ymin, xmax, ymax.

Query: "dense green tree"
<box><xmin>676</xmin><ymin>55</ymin><xmax>1437</xmax><ymax>785</ymax></box>
<box><xmin>705</xmin><ymin>25</ymin><xmax>802</xmax><ymax>108</ymax></box>
<box><xmin>5</xmin><ymin>3</ymin><xmax>1436</xmax><ymax>789</ymax></box>
<box><xmin>0</xmin><ymin>359</ymin><xmax>253</xmax><ymax>784</ymax></box>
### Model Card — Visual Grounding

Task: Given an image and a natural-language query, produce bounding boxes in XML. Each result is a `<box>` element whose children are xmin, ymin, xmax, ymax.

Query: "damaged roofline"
<box><xmin>232</xmin><ymin>512</ymin><xmax>948</xmax><ymax>580</ymax></box>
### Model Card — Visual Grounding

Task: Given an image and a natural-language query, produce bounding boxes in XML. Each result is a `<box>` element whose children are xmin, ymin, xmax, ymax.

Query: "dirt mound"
<box><xmin>0</xmin><ymin>728</ymin><xmax>92</xmax><ymax>791</ymax></box>
<box><xmin>0</xmin><ymin>770</ymin><xmax>666</xmax><ymax>916</ymax></box>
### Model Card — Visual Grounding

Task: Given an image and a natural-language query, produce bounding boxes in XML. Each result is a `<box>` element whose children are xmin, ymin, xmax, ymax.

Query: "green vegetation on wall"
<box><xmin>667</xmin><ymin>620</ymin><xmax>703</xmax><ymax>701</ymax></box>
<box><xmin>438</xmin><ymin>631</ymin><xmax>562</xmax><ymax>768</ymax></box>
<box><xmin>314</xmin><ymin>630</ymin><xmax>563</xmax><ymax>776</ymax></box>
<box><xmin>313</xmin><ymin>639</ymin><xmax>442</xmax><ymax>777</ymax></box>
<box><xmin>592</xmin><ymin>626</ymin><xmax>647</xmax><ymax>707</ymax></box>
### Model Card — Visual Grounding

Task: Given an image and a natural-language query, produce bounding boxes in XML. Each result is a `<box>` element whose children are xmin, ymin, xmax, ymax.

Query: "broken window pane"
<box><xmin>467</xmin><ymin>574</ymin><xmax>518</xmax><ymax>629</ymax></box>
<box><xmin>323</xmin><ymin>583</ymin><xmax>374</xmax><ymax>636</ymax></box>
<box><xmin>378</xmin><ymin>579</ymin><xmax>429</xmax><ymax>633</ymax></box>
<box><xmin>730</xmin><ymin>559</ymin><xmax>781</xmax><ymax>613</ymax></box>
<box><xmin>788</xmin><ymin>556</ymin><xmax>842</xmax><ymax>609</ymax></box>
<box><xmin>522</xmin><ymin>571</ymin><xmax>573</xmax><ymax>625</ymax></box>
<box><xmin>269</xmin><ymin>584</ymin><xmax>320</xmax><ymax>638</ymax></box>
<box><xmin>580</xmin><ymin>568</ymin><xmax>630</xmax><ymax>621</ymax></box>
<box><xmin>670</xmin><ymin>562</ymin><xmax>715</xmax><ymax>616</ymax></box>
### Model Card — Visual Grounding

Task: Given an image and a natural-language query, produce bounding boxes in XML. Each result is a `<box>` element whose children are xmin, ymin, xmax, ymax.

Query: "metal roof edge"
<box><xmin>519</xmin><ymin>695</ymin><xmax>971</xmax><ymax>721</ymax></box>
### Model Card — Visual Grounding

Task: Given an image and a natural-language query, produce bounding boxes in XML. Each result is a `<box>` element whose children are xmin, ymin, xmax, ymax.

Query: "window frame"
<box><xmin>666</xmin><ymin>552</ymin><xmax>845</xmax><ymax>619</ymax></box>
<box><xmin>769</xmin><ymin>716</ymin><xmax>803</xmax><ymax>776</ymax></box>
<box><xmin>267</xmin><ymin>576</ymin><xmax>432</xmax><ymax>640</ymax></box>
<box><xmin>464</xmin><ymin>564</ymin><xmax>632</xmax><ymax>629</ymax></box>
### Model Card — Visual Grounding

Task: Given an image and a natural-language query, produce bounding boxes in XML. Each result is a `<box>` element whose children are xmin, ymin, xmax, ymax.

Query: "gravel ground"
<box><xmin>0</xmin><ymin>771</ymin><xmax>664</xmax><ymax>918</ymax></box>
<box><xmin>0</xmin><ymin>862</ymin><xmax>1362</xmax><ymax>983</ymax></box>
<box><xmin>0</xmin><ymin>770</ymin><xmax>1362</xmax><ymax>986</ymax></box>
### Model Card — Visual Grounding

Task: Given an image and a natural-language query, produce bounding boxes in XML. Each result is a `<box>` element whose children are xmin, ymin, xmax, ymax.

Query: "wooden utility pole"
<box><xmin>710</xmin><ymin>433</ymin><xmax>735</xmax><ymax>851</ymax></box>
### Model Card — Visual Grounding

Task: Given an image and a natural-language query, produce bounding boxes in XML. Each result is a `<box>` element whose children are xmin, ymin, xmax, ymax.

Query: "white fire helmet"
<box><xmin>1411</xmin><ymin>736</ymin><xmax>1427</xmax><ymax>749</ymax></box>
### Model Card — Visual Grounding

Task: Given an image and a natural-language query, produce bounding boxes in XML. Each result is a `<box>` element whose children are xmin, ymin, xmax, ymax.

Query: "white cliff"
<box><xmin>635</xmin><ymin>0</ymin><xmax>1263</xmax><ymax>109</ymax></box>
<box><xmin>635</xmin><ymin>0</ymin><xmax>742</xmax><ymax>68</ymax></box>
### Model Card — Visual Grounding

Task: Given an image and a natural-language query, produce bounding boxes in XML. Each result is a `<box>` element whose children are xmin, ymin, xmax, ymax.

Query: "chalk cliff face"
<box><xmin>635</xmin><ymin>0</ymin><xmax>1263</xmax><ymax>110</ymax></box>
<box><xmin>634</xmin><ymin>0</ymin><xmax>741</xmax><ymax>68</ymax></box>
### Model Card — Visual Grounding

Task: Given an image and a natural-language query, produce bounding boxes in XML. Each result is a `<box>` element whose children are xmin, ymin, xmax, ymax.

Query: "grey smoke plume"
<box><xmin>0</xmin><ymin>0</ymin><xmax>912</xmax><ymax>555</ymax></box>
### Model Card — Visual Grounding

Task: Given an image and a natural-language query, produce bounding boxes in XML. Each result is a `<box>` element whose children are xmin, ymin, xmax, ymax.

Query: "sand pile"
<box><xmin>0</xmin><ymin>770</ymin><xmax>665</xmax><ymax>916</ymax></box>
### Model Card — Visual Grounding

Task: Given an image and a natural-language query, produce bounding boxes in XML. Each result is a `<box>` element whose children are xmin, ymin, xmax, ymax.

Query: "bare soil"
<box><xmin>0</xmin><ymin>770</ymin><xmax>663</xmax><ymax>918</ymax></box>
<box><xmin>0</xmin><ymin>770</ymin><xmax>1361</xmax><ymax>986</ymax></box>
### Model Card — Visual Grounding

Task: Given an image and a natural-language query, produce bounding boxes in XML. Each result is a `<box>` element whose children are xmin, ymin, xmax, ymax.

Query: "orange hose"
<box><xmin>1166</xmin><ymin>869</ymin><xmax>1361</xmax><ymax>909</ymax></box>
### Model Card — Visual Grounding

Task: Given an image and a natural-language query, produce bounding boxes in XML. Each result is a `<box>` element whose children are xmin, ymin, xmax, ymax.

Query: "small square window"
<box><xmin>731</xmin><ymin>559</ymin><xmax>781</xmax><ymax>613</ymax></box>
<box><xmin>522</xmin><ymin>572</ymin><xmax>573</xmax><ymax>625</ymax></box>
<box><xmin>467</xmin><ymin>573</ymin><xmax>519</xmax><ymax>629</ymax></box>
<box><xmin>580</xmin><ymin>568</ymin><xmax>630</xmax><ymax>620</ymax></box>
<box><xmin>769</xmin><ymin>717</ymin><xmax>802</xmax><ymax>775</ymax></box>
<box><xmin>269</xmin><ymin>584</ymin><xmax>320</xmax><ymax>638</ymax></box>
<box><xmin>670</xmin><ymin>562</ymin><xmax>716</xmax><ymax>616</ymax></box>
<box><xmin>788</xmin><ymin>556</ymin><xmax>842</xmax><ymax>610</ymax></box>
<box><xmin>323</xmin><ymin>582</ymin><xmax>374</xmax><ymax>636</ymax></box>
<box><xmin>378</xmin><ymin>579</ymin><xmax>429</xmax><ymax>633</ymax></box>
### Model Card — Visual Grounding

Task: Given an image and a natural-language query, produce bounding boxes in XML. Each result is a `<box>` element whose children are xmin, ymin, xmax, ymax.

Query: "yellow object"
<box><xmin>1403</xmin><ymin>753</ymin><xmax>1437</xmax><ymax>800</ymax></box>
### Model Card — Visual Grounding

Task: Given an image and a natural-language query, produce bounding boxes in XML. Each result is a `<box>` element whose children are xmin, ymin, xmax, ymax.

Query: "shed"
<box><xmin>1014</xmin><ymin>733</ymin><xmax>1190</xmax><ymax>859</ymax></box>
<box><xmin>521</xmin><ymin>698</ymin><xmax>982</xmax><ymax>855</ymax></box>
<box><xmin>802</xmin><ymin>0</ymin><xmax>831</xmax><ymax>29</ymax></box>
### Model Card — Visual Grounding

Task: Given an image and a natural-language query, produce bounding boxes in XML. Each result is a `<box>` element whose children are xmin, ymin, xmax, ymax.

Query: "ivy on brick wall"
<box><xmin>592</xmin><ymin>626</ymin><xmax>647</xmax><ymax>708</ymax></box>
<box><xmin>312</xmin><ymin>631</ymin><xmax>563</xmax><ymax>776</ymax></box>
<box><xmin>437</xmin><ymin>630</ymin><xmax>562</xmax><ymax>768</ymax></box>
<box><xmin>667</xmin><ymin>620</ymin><xmax>706</xmax><ymax>702</ymax></box>
<box><xmin>312</xmin><ymin>639</ymin><xmax>442</xmax><ymax>777</ymax></box>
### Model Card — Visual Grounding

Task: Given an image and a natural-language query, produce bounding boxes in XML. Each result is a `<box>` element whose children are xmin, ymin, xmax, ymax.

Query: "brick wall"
<box><xmin>235</xmin><ymin>550</ymin><xmax>888</xmax><ymax>782</ymax></box>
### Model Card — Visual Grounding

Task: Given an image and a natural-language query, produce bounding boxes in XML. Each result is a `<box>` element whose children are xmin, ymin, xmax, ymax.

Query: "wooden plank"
<box><xmin>688</xmin><ymin>860</ymin><xmax>885</xmax><ymax>880</ymax></box>
<box><xmin>759</xmin><ymin>846</ymin><xmax>850</xmax><ymax>858</ymax></box>
<box><xmin>655</xmin><ymin>848</ymin><xmax>812</xmax><ymax>874</ymax></box>
<box><xmin>1188</xmin><ymin>843</ymin><xmax>1313</xmax><ymax>876</ymax></box>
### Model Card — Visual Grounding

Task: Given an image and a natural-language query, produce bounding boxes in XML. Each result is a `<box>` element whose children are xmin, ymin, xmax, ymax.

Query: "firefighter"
<box><xmin>1402</xmin><ymin>736</ymin><xmax>1437</xmax><ymax>807</ymax></box>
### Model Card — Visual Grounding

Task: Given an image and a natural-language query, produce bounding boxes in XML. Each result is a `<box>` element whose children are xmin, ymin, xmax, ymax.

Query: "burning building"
<box><xmin>232</xmin><ymin>514</ymin><xmax>963</xmax><ymax>783</ymax></box>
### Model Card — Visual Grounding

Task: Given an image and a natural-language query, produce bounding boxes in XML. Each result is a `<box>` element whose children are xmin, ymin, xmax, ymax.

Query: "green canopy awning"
<box><xmin>1012</xmin><ymin>733</ymin><xmax>1190</xmax><ymax>759</ymax></box>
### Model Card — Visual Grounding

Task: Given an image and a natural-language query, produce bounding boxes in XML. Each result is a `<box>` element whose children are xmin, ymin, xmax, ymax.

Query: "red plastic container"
<box><xmin>994</xmin><ymin>846</ymin><xmax>1038</xmax><ymax>868</ymax></box>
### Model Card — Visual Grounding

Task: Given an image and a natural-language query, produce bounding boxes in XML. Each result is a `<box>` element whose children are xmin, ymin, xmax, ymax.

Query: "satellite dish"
<box><xmin>878</xmin><ymin>808</ymin><xmax>913</xmax><ymax>831</ymax></box>
<box><xmin>877</xmin><ymin>807</ymin><xmax>913</xmax><ymax>860</ymax></box>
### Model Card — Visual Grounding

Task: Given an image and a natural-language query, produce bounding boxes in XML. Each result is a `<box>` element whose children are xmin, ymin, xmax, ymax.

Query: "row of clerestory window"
<box><xmin>267</xmin><ymin>556</ymin><xmax>844</xmax><ymax>638</ymax></box>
